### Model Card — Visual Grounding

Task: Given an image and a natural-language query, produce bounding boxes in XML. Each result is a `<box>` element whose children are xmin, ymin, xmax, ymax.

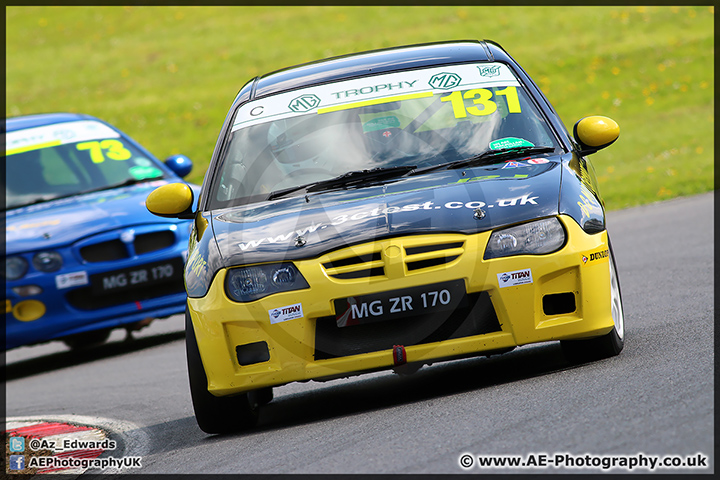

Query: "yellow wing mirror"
<box><xmin>146</xmin><ymin>183</ymin><xmax>195</xmax><ymax>219</ymax></box>
<box><xmin>573</xmin><ymin>116</ymin><xmax>619</xmax><ymax>155</ymax></box>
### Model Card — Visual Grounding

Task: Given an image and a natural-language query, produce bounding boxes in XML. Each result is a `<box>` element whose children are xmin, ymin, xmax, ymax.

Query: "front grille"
<box><xmin>314</xmin><ymin>291</ymin><xmax>500</xmax><ymax>360</ymax></box>
<box><xmin>323</xmin><ymin>251</ymin><xmax>384</xmax><ymax>280</ymax></box>
<box><xmin>405</xmin><ymin>241</ymin><xmax>464</xmax><ymax>272</ymax></box>
<box><xmin>134</xmin><ymin>231</ymin><xmax>175</xmax><ymax>255</ymax></box>
<box><xmin>79</xmin><ymin>229</ymin><xmax>177</xmax><ymax>263</ymax></box>
<box><xmin>66</xmin><ymin>281</ymin><xmax>184</xmax><ymax>311</ymax></box>
<box><xmin>80</xmin><ymin>240</ymin><xmax>128</xmax><ymax>262</ymax></box>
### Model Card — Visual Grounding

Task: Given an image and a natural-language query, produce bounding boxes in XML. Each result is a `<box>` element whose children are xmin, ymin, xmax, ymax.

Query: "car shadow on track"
<box><xmin>148</xmin><ymin>341</ymin><xmax>610</xmax><ymax>446</ymax></box>
<box><xmin>3</xmin><ymin>330</ymin><xmax>185</xmax><ymax>381</ymax></box>
<box><xmin>249</xmin><ymin>343</ymin><xmax>577</xmax><ymax>434</ymax></box>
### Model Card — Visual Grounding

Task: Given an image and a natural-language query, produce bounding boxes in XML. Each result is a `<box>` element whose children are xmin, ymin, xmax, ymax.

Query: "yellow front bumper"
<box><xmin>188</xmin><ymin>215</ymin><xmax>613</xmax><ymax>396</ymax></box>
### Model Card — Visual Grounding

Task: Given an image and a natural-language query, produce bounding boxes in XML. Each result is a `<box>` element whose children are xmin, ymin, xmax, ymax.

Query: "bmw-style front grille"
<box><xmin>78</xmin><ymin>229</ymin><xmax>177</xmax><ymax>263</ymax></box>
<box><xmin>80</xmin><ymin>240</ymin><xmax>128</xmax><ymax>262</ymax></box>
<box><xmin>134</xmin><ymin>231</ymin><xmax>175</xmax><ymax>255</ymax></box>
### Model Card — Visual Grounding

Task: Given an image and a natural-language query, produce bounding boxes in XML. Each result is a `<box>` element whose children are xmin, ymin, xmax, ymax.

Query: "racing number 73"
<box><xmin>76</xmin><ymin>140</ymin><xmax>132</xmax><ymax>163</ymax></box>
<box><xmin>441</xmin><ymin>86</ymin><xmax>521</xmax><ymax>118</ymax></box>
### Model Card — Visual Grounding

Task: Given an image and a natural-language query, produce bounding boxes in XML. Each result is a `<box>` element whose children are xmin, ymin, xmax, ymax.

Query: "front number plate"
<box><xmin>334</xmin><ymin>279</ymin><xmax>466</xmax><ymax>327</ymax></box>
<box><xmin>90</xmin><ymin>258</ymin><xmax>184</xmax><ymax>295</ymax></box>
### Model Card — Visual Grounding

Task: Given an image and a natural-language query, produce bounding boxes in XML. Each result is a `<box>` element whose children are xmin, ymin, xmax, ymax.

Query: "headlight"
<box><xmin>12</xmin><ymin>285</ymin><xmax>43</xmax><ymax>296</ymax></box>
<box><xmin>225</xmin><ymin>263</ymin><xmax>309</xmax><ymax>302</ymax></box>
<box><xmin>484</xmin><ymin>217</ymin><xmax>565</xmax><ymax>259</ymax></box>
<box><xmin>3</xmin><ymin>256</ymin><xmax>29</xmax><ymax>280</ymax></box>
<box><xmin>32</xmin><ymin>251</ymin><xmax>63</xmax><ymax>272</ymax></box>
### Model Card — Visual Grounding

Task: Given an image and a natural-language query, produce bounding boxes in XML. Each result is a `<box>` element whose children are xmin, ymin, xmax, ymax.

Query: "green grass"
<box><xmin>6</xmin><ymin>5</ymin><xmax>714</xmax><ymax>210</ymax></box>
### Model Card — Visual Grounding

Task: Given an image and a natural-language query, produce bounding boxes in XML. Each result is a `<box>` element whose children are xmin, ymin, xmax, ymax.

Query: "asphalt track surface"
<box><xmin>4</xmin><ymin>192</ymin><xmax>714</xmax><ymax>474</ymax></box>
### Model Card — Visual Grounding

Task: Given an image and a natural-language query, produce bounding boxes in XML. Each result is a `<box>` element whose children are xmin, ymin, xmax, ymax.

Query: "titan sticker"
<box><xmin>55</xmin><ymin>271</ymin><xmax>89</xmax><ymax>290</ymax></box>
<box><xmin>269</xmin><ymin>303</ymin><xmax>304</xmax><ymax>324</ymax></box>
<box><xmin>497</xmin><ymin>268</ymin><xmax>533</xmax><ymax>288</ymax></box>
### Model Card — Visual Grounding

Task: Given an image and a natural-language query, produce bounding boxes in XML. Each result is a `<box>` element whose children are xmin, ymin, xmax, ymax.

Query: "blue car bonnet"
<box><xmin>6</xmin><ymin>180</ymin><xmax>181</xmax><ymax>254</ymax></box>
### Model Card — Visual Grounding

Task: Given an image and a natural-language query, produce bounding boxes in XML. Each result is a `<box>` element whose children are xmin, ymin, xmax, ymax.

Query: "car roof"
<box><xmin>5</xmin><ymin>112</ymin><xmax>100</xmax><ymax>133</ymax></box>
<box><xmin>250</xmin><ymin>39</ymin><xmax>504</xmax><ymax>101</ymax></box>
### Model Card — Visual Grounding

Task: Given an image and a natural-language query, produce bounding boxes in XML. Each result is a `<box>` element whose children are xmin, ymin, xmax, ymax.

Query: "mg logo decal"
<box><xmin>428</xmin><ymin>72</ymin><xmax>461</xmax><ymax>90</ymax></box>
<box><xmin>478</xmin><ymin>65</ymin><xmax>501</xmax><ymax>77</ymax></box>
<box><xmin>288</xmin><ymin>94</ymin><xmax>320</xmax><ymax>112</ymax></box>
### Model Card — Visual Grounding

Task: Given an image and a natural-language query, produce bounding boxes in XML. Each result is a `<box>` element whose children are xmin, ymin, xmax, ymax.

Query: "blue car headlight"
<box><xmin>3</xmin><ymin>256</ymin><xmax>29</xmax><ymax>280</ymax></box>
<box><xmin>484</xmin><ymin>217</ymin><xmax>565</xmax><ymax>259</ymax></box>
<box><xmin>225</xmin><ymin>263</ymin><xmax>309</xmax><ymax>302</ymax></box>
<box><xmin>32</xmin><ymin>251</ymin><xmax>63</xmax><ymax>272</ymax></box>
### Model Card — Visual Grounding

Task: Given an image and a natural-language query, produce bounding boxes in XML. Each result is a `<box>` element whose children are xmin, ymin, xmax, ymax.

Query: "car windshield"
<box><xmin>4</xmin><ymin>120</ymin><xmax>166</xmax><ymax>210</ymax></box>
<box><xmin>210</xmin><ymin>62</ymin><xmax>561</xmax><ymax>208</ymax></box>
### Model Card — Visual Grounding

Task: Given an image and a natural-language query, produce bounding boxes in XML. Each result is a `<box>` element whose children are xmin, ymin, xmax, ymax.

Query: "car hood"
<box><xmin>5</xmin><ymin>180</ymin><xmax>184</xmax><ymax>254</ymax></box>
<box><xmin>211</xmin><ymin>158</ymin><xmax>563</xmax><ymax>266</ymax></box>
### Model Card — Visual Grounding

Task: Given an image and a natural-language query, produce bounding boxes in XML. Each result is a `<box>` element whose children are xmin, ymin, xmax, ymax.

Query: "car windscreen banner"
<box><xmin>5</xmin><ymin>120</ymin><xmax>120</xmax><ymax>156</ymax></box>
<box><xmin>232</xmin><ymin>62</ymin><xmax>520</xmax><ymax>132</ymax></box>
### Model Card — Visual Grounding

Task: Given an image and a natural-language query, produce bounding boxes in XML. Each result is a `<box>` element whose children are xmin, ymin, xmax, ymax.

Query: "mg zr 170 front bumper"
<box><xmin>188</xmin><ymin>215</ymin><xmax>614</xmax><ymax>396</ymax></box>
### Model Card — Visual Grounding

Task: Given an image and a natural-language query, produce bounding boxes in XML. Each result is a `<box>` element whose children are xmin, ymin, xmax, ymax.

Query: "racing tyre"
<box><xmin>561</xmin><ymin>241</ymin><xmax>624</xmax><ymax>363</ymax></box>
<box><xmin>62</xmin><ymin>329</ymin><xmax>111</xmax><ymax>350</ymax></box>
<box><xmin>186</xmin><ymin>307</ymin><xmax>259</xmax><ymax>434</ymax></box>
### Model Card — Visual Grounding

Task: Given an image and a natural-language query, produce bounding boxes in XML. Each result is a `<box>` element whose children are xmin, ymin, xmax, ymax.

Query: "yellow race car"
<box><xmin>147</xmin><ymin>40</ymin><xmax>624</xmax><ymax>434</ymax></box>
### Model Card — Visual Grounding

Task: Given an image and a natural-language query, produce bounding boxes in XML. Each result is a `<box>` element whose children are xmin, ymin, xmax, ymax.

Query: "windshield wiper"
<box><xmin>411</xmin><ymin>146</ymin><xmax>556</xmax><ymax>175</ymax></box>
<box><xmin>267</xmin><ymin>165</ymin><xmax>416</xmax><ymax>201</ymax></box>
<box><xmin>58</xmin><ymin>177</ymin><xmax>165</xmax><ymax>201</ymax></box>
<box><xmin>74</xmin><ymin>177</ymin><xmax>162</xmax><ymax>196</ymax></box>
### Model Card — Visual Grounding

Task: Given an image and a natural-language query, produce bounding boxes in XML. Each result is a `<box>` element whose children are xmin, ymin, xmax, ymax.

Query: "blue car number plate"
<box><xmin>334</xmin><ymin>279</ymin><xmax>466</xmax><ymax>327</ymax></box>
<box><xmin>90</xmin><ymin>257</ymin><xmax>184</xmax><ymax>295</ymax></box>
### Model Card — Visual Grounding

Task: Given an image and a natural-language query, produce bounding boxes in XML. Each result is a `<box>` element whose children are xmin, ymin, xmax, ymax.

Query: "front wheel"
<box><xmin>561</xmin><ymin>241</ymin><xmax>625</xmax><ymax>363</ymax></box>
<box><xmin>186</xmin><ymin>307</ymin><xmax>259</xmax><ymax>434</ymax></box>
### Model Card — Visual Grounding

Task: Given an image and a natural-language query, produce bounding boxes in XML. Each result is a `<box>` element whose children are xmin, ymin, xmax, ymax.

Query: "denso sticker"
<box><xmin>55</xmin><ymin>271</ymin><xmax>89</xmax><ymax>290</ymax></box>
<box><xmin>269</xmin><ymin>303</ymin><xmax>304</xmax><ymax>324</ymax></box>
<box><xmin>497</xmin><ymin>268</ymin><xmax>533</xmax><ymax>288</ymax></box>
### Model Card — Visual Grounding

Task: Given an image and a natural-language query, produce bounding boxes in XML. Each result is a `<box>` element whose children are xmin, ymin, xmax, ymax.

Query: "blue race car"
<box><xmin>4</xmin><ymin>113</ymin><xmax>200</xmax><ymax>350</ymax></box>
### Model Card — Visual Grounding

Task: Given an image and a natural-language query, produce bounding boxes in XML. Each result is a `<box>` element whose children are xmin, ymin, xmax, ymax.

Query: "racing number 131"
<box><xmin>441</xmin><ymin>86</ymin><xmax>521</xmax><ymax>118</ymax></box>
